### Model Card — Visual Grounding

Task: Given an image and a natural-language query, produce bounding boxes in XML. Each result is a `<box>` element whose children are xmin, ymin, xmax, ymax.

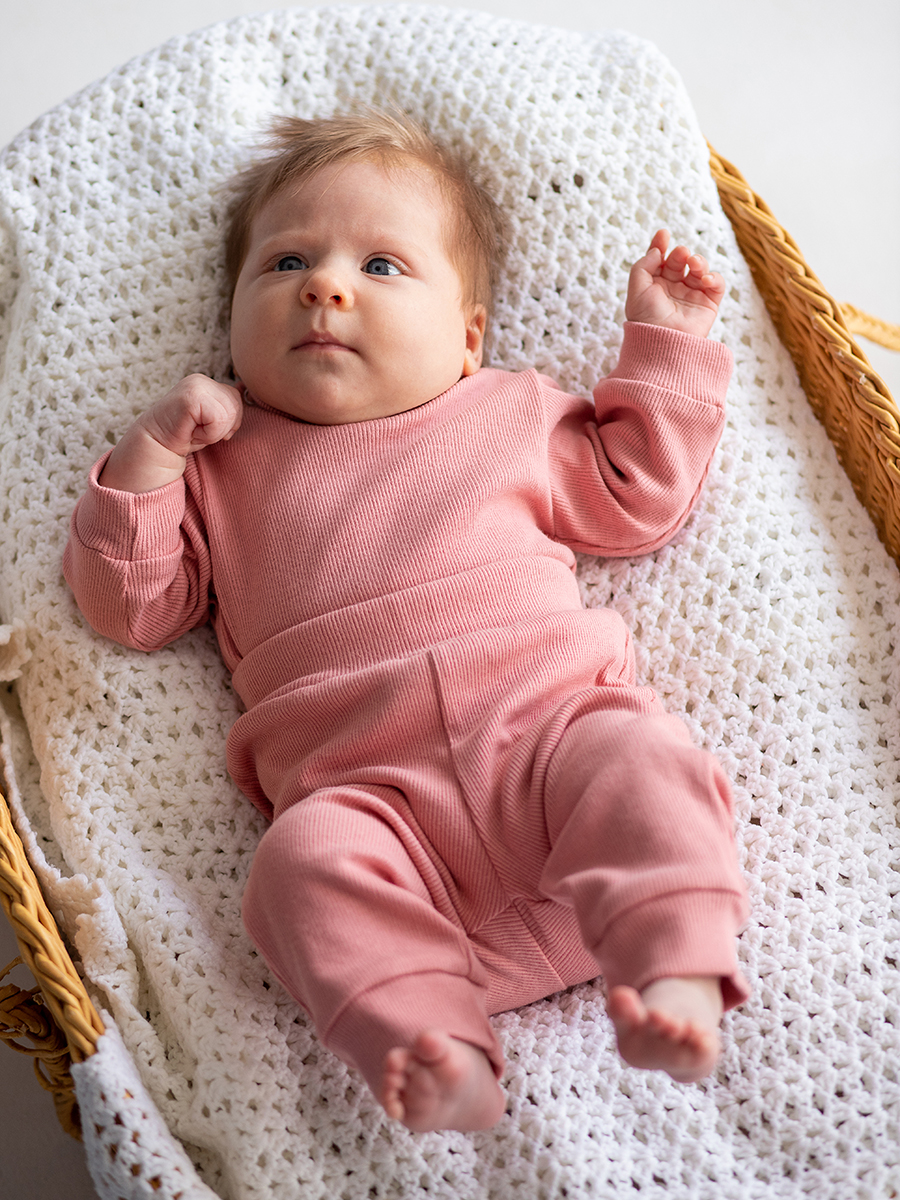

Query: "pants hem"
<box><xmin>592</xmin><ymin>889</ymin><xmax>750</xmax><ymax>1009</ymax></box>
<box><xmin>325</xmin><ymin>970</ymin><xmax>505</xmax><ymax>1093</ymax></box>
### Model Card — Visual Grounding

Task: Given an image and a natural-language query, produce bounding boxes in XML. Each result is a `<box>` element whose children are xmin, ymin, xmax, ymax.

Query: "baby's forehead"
<box><xmin>263</xmin><ymin>156</ymin><xmax>457</xmax><ymax>226</ymax></box>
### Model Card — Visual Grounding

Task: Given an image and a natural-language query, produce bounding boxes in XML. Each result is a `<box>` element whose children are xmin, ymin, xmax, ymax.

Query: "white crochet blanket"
<box><xmin>0</xmin><ymin>6</ymin><xmax>898</xmax><ymax>1198</ymax></box>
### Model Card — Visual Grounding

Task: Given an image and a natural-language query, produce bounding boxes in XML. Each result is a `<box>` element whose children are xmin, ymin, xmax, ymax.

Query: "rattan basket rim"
<box><xmin>0</xmin><ymin>789</ymin><xmax>105</xmax><ymax>1063</ymax></box>
<box><xmin>708</xmin><ymin>145</ymin><xmax>900</xmax><ymax>564</ymax></box>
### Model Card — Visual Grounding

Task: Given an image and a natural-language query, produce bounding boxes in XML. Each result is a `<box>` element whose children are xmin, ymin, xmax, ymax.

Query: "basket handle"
<box><xmin>838</xmin><ymin>305</ymin><xmax>900</xmax><ymax>352</ymax></box>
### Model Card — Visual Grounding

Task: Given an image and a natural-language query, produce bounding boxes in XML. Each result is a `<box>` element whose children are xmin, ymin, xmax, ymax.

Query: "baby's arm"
<box><xmin>64</xmin><ymin>375</ymin><xmax>241</xmax><ymax>651</ymax></box>
<box><xmin>625</xmin><ymin>230</ymin><xmax>726</xmax><ymax>339</ymax></box>
<box><xmin>99</xmin><ymin>375</ymin><xmax>243</xmax><ymax>494</ymax></box>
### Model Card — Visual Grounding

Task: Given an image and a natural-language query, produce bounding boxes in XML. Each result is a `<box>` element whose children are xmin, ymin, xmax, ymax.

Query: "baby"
<box><xmin>64</xmin><ymin>110</ymin><xmax>749</xmax><ymax>1133</ymax></box>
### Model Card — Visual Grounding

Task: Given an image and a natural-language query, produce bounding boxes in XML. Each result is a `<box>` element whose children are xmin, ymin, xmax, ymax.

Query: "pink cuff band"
<box><xmin>593</xmin><ymin>889</ymin><xmax>750</xmax><ymax>1010</ymax></box>
<box><xmin>326</xmin><ymin>970</ymin><xmax>505</xmax><ymax>1092</ymax></box>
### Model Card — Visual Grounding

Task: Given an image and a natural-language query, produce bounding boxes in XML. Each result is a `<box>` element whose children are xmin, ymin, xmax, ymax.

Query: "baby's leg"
<box><xmin>607</xmin><ymin>976</ymin><xmax>723</xmax><ymax>1082</ymax></box>
<box><xmin>242</xmin><ymin>786</ymin><xmax>506</xmax><ymax>1130</ymax></box>
<box><xmin>537</xmin><ymin>699</ymin><xmax>749</xmax><ymax>1078</ymax></box>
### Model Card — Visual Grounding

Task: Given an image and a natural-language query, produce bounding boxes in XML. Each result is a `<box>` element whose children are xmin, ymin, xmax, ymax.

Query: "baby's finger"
<box><xmin>700</xmin><ymin>270</ymin><xmax>727</xmax><ymax>302</ymax></box>
<box><xmin>649</xmin><ymin>228</ymin><xmax>670</xmax><ymax>257</ymax></box>
<box><xmin>222</xmin><ymin>398</ymin><xmax>244</xmax><ymax>439</ymax></box>
<box><xmin>682</xmin><ymin>254</ymin><xmax>712</xmax><ymax>288</ymax></box>
<box><xmin>633</xmin><ymin>230</ymin><xmax>668</xmax><ymax>274</ymax></box>
<box><xmin>660</xmin><ymin>243</ymin><xmax>691</xmax><ymax>280</ymax></box>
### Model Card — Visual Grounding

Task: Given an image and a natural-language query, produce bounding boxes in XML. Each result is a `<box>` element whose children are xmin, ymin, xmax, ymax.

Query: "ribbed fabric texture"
<box><xmin>240</xmin><ymin>686</ymin><xmax>750</xmax><ymax>1098</ymax></box>
<box><xmin>64</xmin><ymin>322</ymin><xmax>729</xmax><ymax>676</ymax></box>
<box><xmin>64</xmin><ymin>323</ymin><xmax>730</xmax><ymax>820</ymax></box>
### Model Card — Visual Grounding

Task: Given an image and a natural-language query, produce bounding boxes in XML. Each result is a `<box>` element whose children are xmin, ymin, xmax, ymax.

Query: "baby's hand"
<box><xmin>141</xmin><ymin>375</ymin><xmax>244</xmax><ymax>458</ymax></box>
<box><xmin>625</xmin><ymin>230</ymin><xmax>726</xmax><ymax>338</ymax></box>
<box><xmin>99</xmin><ymin>376</ymin><xmax>243</xmax><ymax>494</ymax></box>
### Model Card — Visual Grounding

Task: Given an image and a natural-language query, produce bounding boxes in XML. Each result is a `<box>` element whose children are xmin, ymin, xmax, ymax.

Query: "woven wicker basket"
<box><xmin>1</xmin><ymin>147</ymin><xmax>898</xmax><ymax>1142</ymax></box>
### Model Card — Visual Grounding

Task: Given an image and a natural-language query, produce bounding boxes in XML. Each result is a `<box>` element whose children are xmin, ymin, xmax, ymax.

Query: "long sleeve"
<box><xmin>547</xmin><ymin>322</ymin><xmax>732</xmax><ymax>556</ymax></box>
<box><xmin>62</xmin><ymin>453</ymin><xmax>213</xmax><ymax>650</ymax></box>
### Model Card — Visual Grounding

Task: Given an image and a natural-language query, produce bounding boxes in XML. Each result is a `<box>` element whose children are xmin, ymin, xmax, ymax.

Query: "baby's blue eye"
<box><xmin>274</xmin><ymin>255</ymin><xmax>306</xmax><ymax>272</ymax></box>
<box><xmin>365</xmin><ymin>258</ymin><xmax>400</xmax><ymax>276</ymax></box>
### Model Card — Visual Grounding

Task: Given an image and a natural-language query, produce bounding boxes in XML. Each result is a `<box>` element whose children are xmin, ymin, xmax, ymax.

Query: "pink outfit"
<box><xmin>64</xmin><ymin>322</ymin><xmax>749</xmax><ymax>1089</ymax></box>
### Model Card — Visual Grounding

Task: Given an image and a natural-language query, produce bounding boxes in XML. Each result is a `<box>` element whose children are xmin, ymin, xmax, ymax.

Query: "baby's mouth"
<box><xmin>295</xmin><ymin>331</ymin><xmax>353</xmax><ymax>351</ymax></box>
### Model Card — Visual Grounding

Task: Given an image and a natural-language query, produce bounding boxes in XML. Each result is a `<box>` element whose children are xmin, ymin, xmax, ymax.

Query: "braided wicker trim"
<box><xmin>709</xmin><ymin>147</ymin><xmax>900</xmax><ymax>566</ymax></box>
<box><xmin>0</xmin><ymin>787</ymin><xmax>104</xmax><ymax>1136</ymax></box>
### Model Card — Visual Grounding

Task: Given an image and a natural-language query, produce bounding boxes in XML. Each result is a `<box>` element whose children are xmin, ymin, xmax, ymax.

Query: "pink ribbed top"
<box><xmin>64</xmin><ymin>322</ymin><xmax>732</xmax><ymax>725</ymax></box>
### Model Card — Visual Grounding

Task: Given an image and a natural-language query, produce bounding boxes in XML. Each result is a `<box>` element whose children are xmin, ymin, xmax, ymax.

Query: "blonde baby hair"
<box><xmin>223</xmin><ymin>108</ymin><xmax>505</xmax><ymax>316</ymax></box>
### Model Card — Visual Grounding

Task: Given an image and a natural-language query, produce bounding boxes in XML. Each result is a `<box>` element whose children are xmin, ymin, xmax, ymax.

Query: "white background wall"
<box><xmin>1</xmin><ymin>2</ymin><xmax>898</xmax><ymax>1197</ymax></box>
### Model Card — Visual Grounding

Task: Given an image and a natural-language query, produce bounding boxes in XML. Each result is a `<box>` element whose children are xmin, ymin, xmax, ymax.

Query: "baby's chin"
<box><xmin>241</xmin><ymin>384</ymin><xmax>450</xmax><ymax>426</ymax></box>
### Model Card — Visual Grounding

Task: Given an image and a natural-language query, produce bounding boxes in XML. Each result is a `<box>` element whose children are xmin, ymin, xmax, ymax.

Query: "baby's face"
<box><xmin>230</xmin><ymin>160</ymin><xmax>485</xmax><ymax>424</ymax></box>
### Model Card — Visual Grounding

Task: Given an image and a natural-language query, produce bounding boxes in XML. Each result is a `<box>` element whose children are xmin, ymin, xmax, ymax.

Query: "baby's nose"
<box><xmin>302</xmin><ymin>264</ymin><xmax>350</xmax><ymax>307</ymax></box>
<box><xmin>303</xmin><ymin>284</ymin><xmax>345</xmax><ymax>306</ymax></box>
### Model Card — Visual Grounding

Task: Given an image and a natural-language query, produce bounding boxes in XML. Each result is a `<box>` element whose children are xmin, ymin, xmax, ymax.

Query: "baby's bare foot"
<box><xmin>379</xmin><ymin>1030</ymin><xmax>505</xmax><ymax>1132</ymax></box>
<box><xmin>607</xmin><ymin>976</ymin><xmax>723</xmax><ymax>1082</ymax></box>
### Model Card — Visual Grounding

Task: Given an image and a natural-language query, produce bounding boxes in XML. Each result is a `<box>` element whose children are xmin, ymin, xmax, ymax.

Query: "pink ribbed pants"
<box><xmin>241</xmin><ymin>635</ymin><xmax>749</xmax><ymax>1094</ymax></box>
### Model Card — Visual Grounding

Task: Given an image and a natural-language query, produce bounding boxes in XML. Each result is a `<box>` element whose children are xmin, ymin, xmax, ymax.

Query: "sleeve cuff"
<box><xmin>73</xmin><ymin>452</ymin><xmax>187</xmax><ymax>560</ymax></box>
<box><xmin>609</xmin><ymin>322</ymin><xmax>733</xmax><ymax>405</ymax></box>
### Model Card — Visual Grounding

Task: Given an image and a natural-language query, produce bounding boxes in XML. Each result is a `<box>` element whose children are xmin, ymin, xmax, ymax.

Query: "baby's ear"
<box><xmin>462</xmin><ymin>306</ymin><xmax>487</xmax><ymax>376</ymax></box>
